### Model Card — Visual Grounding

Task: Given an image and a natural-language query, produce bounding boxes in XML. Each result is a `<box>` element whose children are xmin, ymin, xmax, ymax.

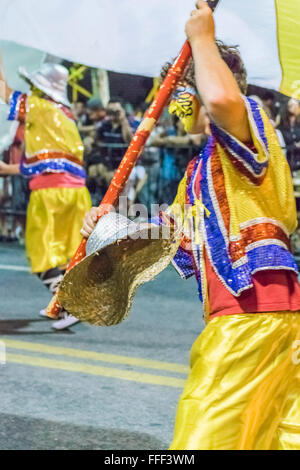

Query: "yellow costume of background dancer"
<box><xmin>21</xmin><ymin>94</ymin><xmax>91</xmax><ymax>273</ymax></box>
<box><xmin>7</xmin><ymin>67</ymin><xmax>91</xmax><ymax>275</ymax></box>
<box><xmin>1</xmin><ymin>60</ymin><xmax>91</xmax><ymax>328</ymax></box>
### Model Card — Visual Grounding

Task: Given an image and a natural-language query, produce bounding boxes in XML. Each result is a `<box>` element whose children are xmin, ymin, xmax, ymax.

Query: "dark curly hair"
<box><xmin>160</xmin><ymin>40</ymin><xmax>247</xmax><ymax>95</ymax></box>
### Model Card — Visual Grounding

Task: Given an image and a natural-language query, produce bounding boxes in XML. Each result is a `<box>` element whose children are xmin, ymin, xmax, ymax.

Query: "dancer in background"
<box><xmin>80</xmin><ymin>1</ymin><xmax>300</xmax><ymax>449</ymax></box>
<box><xmin>0</xmin><ymin>59</ymin><xmax>91</xmax><ymax>330</ymax></box>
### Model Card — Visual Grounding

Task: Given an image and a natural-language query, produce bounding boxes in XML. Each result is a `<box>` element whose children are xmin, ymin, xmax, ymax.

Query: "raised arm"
<box><xmin>186</xmin><ymin>0</ymin><xmax>251</xmax><ymax>143</ymax></box>
<box><xmin>0</xmin><ymin>55</ymin><xmax>13</xmax><ymax>104</ymax></box>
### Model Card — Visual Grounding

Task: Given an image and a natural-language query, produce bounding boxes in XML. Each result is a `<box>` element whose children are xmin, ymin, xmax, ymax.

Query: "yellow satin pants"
<box><xmin>170</xmin><ymin>313</ymin><xmax>300</xmax><ymax>450</ymax></box>
<box><xmin>26</xmin><ymin>187</ymin><xmax>91</xmax><ymax>273</ymax></box>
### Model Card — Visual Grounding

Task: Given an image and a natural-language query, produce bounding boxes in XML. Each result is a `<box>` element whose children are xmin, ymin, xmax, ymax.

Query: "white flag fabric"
<box><xmin>0</xmin><ymin>0</ymin><xmax>299</xmax><ymax>96</ymax></box>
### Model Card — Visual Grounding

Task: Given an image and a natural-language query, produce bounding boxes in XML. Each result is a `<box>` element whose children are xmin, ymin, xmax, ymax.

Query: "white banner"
<box><xmin>0</xmin><ymin>0</ymin><xmax>282</xmax><ymax>90</ymax></box>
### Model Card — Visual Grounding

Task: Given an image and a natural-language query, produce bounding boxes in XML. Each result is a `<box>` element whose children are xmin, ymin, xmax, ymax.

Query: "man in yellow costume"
<box><xmin>0</xmin><ymin>60</ymin><xmax>91</xmax><ymax>330</ymax></box>
<box><xmin>80</xmin><ymin>1</ymin><xmax>300</xmax><ymax>449</ymax></box>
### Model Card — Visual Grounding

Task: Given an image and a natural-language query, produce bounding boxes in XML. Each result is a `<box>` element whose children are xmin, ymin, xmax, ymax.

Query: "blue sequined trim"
<box><xmin>247</xmin><ymin>244</ymin><xmax>298</xmax><ymax>274</ymax></box>
<box><xmin>187</xmin><ymin>153</ymin><xmax>201</xmax><ymax>205</ymax></box>
<box><xmin>247</xmin><ymin>97</ymin><xmax>269</xmax><ymax>151</ymax></box>
<box><xmin>172</xmin><ymin>246</ymin><xmax>195</xmax><ymax>280</ymax></box>
<box><xmin>190</xmin><ymin>137</ymin><xmax>298</xmax><ymax>297</ymax></box>
<box><xmin>200</xmin><ymin>139</ymin><xmax>253</xmax><ymax>295</ymax></box>
<box><xmin>210</xmin><ymin>122</ymin><xmax>268</xmax><ymax>176</ymax></box>
<box><xmin>20</xmin><ymin>159</ymin><xmax>86</xmax><ymax>179</ymax></box>
<box><xmin>8</xmin><ymin>91</ymin><xmax>22</xmax><ymax>121</ymax></box>
<box><xmin>210</xmin><ymin>97</ymin><xmax>269</xmax><ymax>178</ymax></box>
<box><xmin>195</xmin><ymin>269</ymin><xmax>203</xmax><ymax>303</ymax></box>
<box><xmin>150</xmin><ymin>215</ymin><xmax>195</xmax><ymax>279</ymax></box>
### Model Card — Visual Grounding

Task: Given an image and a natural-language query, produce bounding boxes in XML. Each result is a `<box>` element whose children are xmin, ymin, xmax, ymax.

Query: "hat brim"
<box><xmin>18</xmin><ymin>66</ymin><xmax>71</xmax><ymax>108</ymax></box>
<box><xmin>58</xmin><ymin>225</ymin><xmax>179</xmax><ymax>326</ymax></box>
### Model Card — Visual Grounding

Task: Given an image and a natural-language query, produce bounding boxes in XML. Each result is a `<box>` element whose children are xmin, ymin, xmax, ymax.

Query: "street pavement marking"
<box><xmin>0</xmin><ymin>264</ymin><xmax>30</xmax><ymax>272</ymax></box>
<box><xmin>2</xmin><ymin>339</ymin><xmax>190</xmax><ymax>374</ymax></box>
<box><xmin>6</xmin><ymin>353</ymin><xmax>186</xmax><ymax>389</ymax></box>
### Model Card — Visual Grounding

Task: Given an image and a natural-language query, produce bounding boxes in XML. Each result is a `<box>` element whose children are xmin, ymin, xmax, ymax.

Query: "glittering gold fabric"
<box><xmin>58</xmin><ymin>225</ymin><xmax>180</xmax><ymax>326</ymax></box>
<box><xmin>24</xmin><ymin>95</ymin><xmax>84</xmax><ymax>161</ymax></box>
<box><xmin>219</xmin><ymin>108</ymin><xmax>297</xmax><ymax>238</ymax></box>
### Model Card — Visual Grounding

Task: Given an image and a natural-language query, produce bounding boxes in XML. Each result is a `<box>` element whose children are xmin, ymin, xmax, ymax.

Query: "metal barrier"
<box><xmin>86</xmin><ymin>142</ymin><xmax>198</xmax><ymax>209</ymax></box>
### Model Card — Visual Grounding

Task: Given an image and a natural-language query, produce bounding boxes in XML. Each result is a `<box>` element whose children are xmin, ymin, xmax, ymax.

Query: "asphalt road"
<box><xmin>0</xmin><ymin>242</ymin><xmax>204</xmax><ymax>450</ymax></box>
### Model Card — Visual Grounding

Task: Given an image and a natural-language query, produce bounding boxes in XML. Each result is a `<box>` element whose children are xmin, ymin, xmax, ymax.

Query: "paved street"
<box><xmin>0</xmin><ymin>242</ymin><xmax>204</xmax><ymax>450</ymax></box>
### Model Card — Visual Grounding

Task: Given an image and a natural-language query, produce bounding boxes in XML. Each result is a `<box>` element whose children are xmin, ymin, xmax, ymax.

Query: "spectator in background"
<box><xmin>151</xmin><ymin>117</ymin><xmax>205</xmax><ymax>151</ymax></box>
<box><xmin>79</xmin><ymin>98</ymin><xmax>107</xmax><ymax>204</ymax></box>
<box><xmin>0</xmin><ymin>153</ymin><xmax>12</xmax><ymax>242</ymax></box>
<box><xmin>77</xmin><ymin>97</ymin><xmax>106</xmax><ymax>136</ymax></box>
<box><xmin>138</xmin><ymin>123</ymin><xmax>163</xmax><ymax>211</ymax></box>
<box><xmin>97</xmin><ymin>98</ymin><xmax>133</xmax><ymax>164</ymax></box>
<box><xmin>150</xmin><ymin>113</ymin><xmax>205</xmax><ymax>204</ymax></box>
<box><xmin>122</xmin><ymin>165</ymin><xmax>147</xmax><ymax>209</ymax></box>
<box><xmin>87</xmin><ymin>98</ymin><xmax>107</xmax><ymax>125</ymax></box>
<box><xmin>73</xmin><ymin>101</ymin><xmax>89</xmax><ymax>127</ymax></box>
<box><xmin>7</xmin><ymin>122</ymin><xmax>29</xmax><ymax>242</ymax></box>
<box><xmin>120</xmin><ymin>102</ymin><xmax>149</xmax><ymax>208</ymax></box>
<box><xmin>262</xmin><ymin>90</ymin><xmax>281</xmax><ymax>127</ymax></box>
<box><xmin>281</xmin><ymin>98</ymin><xmax>300</xmax><ymax>172</ymax></box>
<box><xmin>87</xmin><ymin>98</ymin><xmax>133</xmax><ymax>204</ymax></box>
<box><xmin>124</xmin><ymin>101</ymin><xmax>141</xmax><ymax>132</ymax></box>
<box><xmin>134</xmin><ymin>102</ymin><xmax>148</xmax><ymax>120</ymax></box>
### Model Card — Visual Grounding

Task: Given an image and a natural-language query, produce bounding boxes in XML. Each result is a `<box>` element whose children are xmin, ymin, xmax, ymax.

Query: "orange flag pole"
<box><xmin>46</xmin><ymin>0</ymin><xmax>220</xmax><ymax>318</ymax></box>
<box><xmin>46</xmin><ymin>41</ymin><xmax>192</xmax><ymax>318</ymax></box>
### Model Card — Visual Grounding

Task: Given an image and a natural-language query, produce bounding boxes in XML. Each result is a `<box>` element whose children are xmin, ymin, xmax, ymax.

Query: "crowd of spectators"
<box><xmin>75</xmin><ymin>95</ymin><xmax>203</xmax><ymax>210</ymax></box>
<box><xmin>1</xmin><ymin>90</ymin><xmax>300</xmax><ymax>251</ymax></box>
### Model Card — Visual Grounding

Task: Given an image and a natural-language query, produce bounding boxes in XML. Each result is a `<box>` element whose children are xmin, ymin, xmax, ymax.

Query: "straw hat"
<box><xmin>58</xmin><ymin>213</ymin><xmax>179</xmax><ymax>326</ymax></box>
<box><xmin>19</xmin><ymin>63</ymin><xmax>71</xmax><ymax>107</ymax></box>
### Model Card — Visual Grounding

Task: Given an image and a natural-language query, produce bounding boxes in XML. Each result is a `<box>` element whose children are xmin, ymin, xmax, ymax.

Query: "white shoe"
<box><xmin>39</xmin><ymin>309</ymin><xmax>48</xmax><ymax>318</ymax></box>
<box><xmin>39</xmin><ymin>308</ymin><xmax>63</xmax><ymax>319</ymax></box>
<box><xmin>52</xmin><ymin>312</ymin><xmax>80</xmax><ymax>330</ymax></box>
